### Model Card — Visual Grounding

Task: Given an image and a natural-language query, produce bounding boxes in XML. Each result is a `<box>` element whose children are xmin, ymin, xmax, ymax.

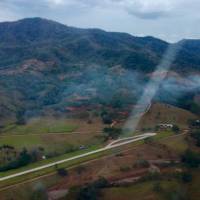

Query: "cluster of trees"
<box><xmin>181</xmin><ymin>149</ymin><xmax>200</xmax><ymax>168</ymax></box>
<box><xmin>100</xmin><ymin>111</ymin><xmax>113</xmax><ymax>125</ymax></box>
<box><xmin>188</xmin><ymin>119</ymin><xmax>200</xmax><ymax>128</ymax></box>
<box><xmin>16</xmin><ymin>108</ymin><xmax>26</xmax><ymax>125</ymax></box>
<box><xmin>0</xmin><ymin>147</ymin><xmax>44</xmax><ymax>172</ymax></box>
<box><xmin>57</xmin><ymin>168</ymin><xmax>68</xmax><ymax>177</ymax></box>
<box><xmin>176</xmin><ymin>93</ymin><xmax>200</xmax><ymax>115</ymax></box>
<box><xmin>190</xmin><ymin>130</ymin><xmax>200</xmax><ymax>147</ymax></box>
<box><xmin>103</xmin><ymin>127</ymin><xmax>122</xmax><ymax>140</ymax></box>
<box><xmin>172</xmin><ymin>124</ymin><xmax>180</xmax><ymax>134</ymax></box>
<box><xmin>77</xmin><ymin>178</ymin><xmax>109</xmax><ymax>200</ymax></box>
<box><xmin>0</xmin><ymin>144</ymin><xmax>15</xmax><ymax>150</ymax></box>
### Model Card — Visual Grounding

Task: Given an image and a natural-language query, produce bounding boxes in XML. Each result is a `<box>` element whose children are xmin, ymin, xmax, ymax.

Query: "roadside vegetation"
<box><xmin>1</xmin><ymin>118</ymin><xmax>78</xmax><ymax>135</ymax></box>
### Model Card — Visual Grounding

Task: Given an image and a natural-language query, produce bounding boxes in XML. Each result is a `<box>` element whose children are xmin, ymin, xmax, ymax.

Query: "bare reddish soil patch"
<box><xmin>48</xmin><ymin>142</ymin><xmax>178</xmax><ymax>192</ymax></box>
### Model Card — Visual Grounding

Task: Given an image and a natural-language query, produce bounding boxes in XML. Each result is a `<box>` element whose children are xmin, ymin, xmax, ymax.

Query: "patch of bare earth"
<box><xmin>48</xmin><ymin>142</ymin><xmax>178</xmax><ymax>192</ymax></box>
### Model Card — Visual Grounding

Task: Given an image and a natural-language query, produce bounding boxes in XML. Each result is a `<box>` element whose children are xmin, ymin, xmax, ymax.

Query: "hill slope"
<box><xmin>0</xmin><ymin>18</ymin><xmax>199</xmax><ymax>126</ymax></box>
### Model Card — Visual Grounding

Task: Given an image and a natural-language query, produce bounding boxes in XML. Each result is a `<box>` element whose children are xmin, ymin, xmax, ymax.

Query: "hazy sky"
<box><xmin>0</xmin><ymin>0</ymin><xmax>200</xmax><ymax>42</ymax></box>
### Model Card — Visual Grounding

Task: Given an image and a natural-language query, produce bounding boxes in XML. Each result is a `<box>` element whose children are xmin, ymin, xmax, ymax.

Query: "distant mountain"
<box><xmin>0</xmin><ymin>18</ymin><xmax>199</xmax><ymax>126</ymax></box>
<box><xmin>0</xmin><ymin>18</ymin><xmax>200</xmax><ymax>73</ymax></box>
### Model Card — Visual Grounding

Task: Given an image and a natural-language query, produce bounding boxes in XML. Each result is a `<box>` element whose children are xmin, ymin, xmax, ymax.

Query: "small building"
<box><xmin>79</xmin><ymin>145</ymin><xmax>86</xmax><ymax>150</ymax></box>
<box><xmin>158</xmin><ymin>123</ymin><xmax>173</xmax><ymax>129</ymax></box>
<box><xmin>148</xmin><ymin>165</ymin><xmax>160</xmax><ymax>174</ymax></box>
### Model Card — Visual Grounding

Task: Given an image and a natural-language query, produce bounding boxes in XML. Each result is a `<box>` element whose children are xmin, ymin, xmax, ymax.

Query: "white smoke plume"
<box><xmin>123</xmin><ymin>41</ymin><xmax>184</xmax><ymax>135</ymax></box>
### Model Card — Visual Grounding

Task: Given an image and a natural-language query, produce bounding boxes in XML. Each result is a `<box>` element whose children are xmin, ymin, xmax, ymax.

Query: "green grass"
<box><xmin>102</xmin><ymin>182</ymin><xmax>157</xmax><ymax>200</ymax></box>
<box><xmin>161</xmin><ymin>134</ymin><xmax>188</xmax><ymax>153</ymax></box>
<box><xmin>188</xmin><ymin>170</ymin><xmax>200</xmax><ymax>200</ymax></box>
<box><xmin>2</xmin><ymin>118</ymin><xmax>78</xmax><ymax>135</ymax></box>
<box><xmin>0</xmin><ymin>133</ymin><xmax>102</xmax><ymax>152</ymax></box>
<box><xmin>0</xmin><ymin>143</ymin><xmax>108</xmax><ymax>188</ymax></box>
<box><xmin>102</xmin><ymin>179</ymin><xmax>181</xmax><ymax>200</ymax></box>
<box><xmin>154</xmin><ymin>130</ymin><xmax>174</xmax><ymax>140</ymax></box>
<box><xmin>0</xmin><ymin>143</ymin><xmax>103</xmax><ymax>178</ymax></box>
<box><xmin>0</xmin><ymin>135</ymin><xmax>42</xmax><ymax>148</ymax></box>
<box><xmin>0</xmin><ymin>118</ymin><xmax>101</xmax><ymax>154</ymax></box>
<box><xmin>0</xmin><ymin>130</ymin><xmax>177</xmax><ymax>189</ymax></box>
<box><xmin>0</xmin><ymin>140</ymin><xmax>144</xmax><ymax>188</ymax></box>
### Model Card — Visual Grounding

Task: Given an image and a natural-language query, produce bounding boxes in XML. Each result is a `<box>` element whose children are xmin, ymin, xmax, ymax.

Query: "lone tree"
<box><xmin>16</xmin><ymin>108</ymin><xmax>26</xmax><ymax>125</ymax></box>
<box><xmin>181</xmin><ymin>150</ymin><xmax>200</xmax><ymax>168</ymax></box>
<box><xmin>103</xmin><ymin>127</ymin><xmax>122</xmax><ymax>140</ymax></box>
<box><xmin>172</xmin><ymin>124</ymin><xmax>180</xmax><ymax>134</ymax></box>
<box><xmin>190</xmin><ymin>130</ymin><xmax>200</xmax><ymax>147</ymax></box>
<box><xmin>57</xmin><ymin>168</ymin><xmax>68</xmax><ymax>177</ymax></box>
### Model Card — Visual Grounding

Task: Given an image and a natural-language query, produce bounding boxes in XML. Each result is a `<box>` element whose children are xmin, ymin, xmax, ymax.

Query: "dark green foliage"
<box><xmin>16</xmin><ymin>108</ymin><xmax>26</xmax><ymax>125</ymax></box>
<box><xmin>190</xmin><ymin>130</ymin><xmax>200</xmax><ymax>147</ymax></box>
<box><xmin>153</xmin><ymin>182</ymin><xmax>162</xmax><ymax>192</ymax></box>
<box><xmin>181</xmin><ymin>150</ymin><xmax>200</xmax><ymax>168</ymax></box>
<box><xmin>103</xmin><ymin>127</ymin><xmax>122</xmax><ymax>139</ymax></box>
<box><xmin>57</xmin><ymin>168</ymin><xmax>68</xmax><ymax>177</ymax></box>
<box><xmin>165</xmin><ymin>188</ymin><xmax>187</xmax><ymax>200</ymax></box>
<box><xmin>77</xmin><ymin>178</ymin><xmax>109</xmax><ymax>200</ymax></box>
<box><xmin>181</xmin><ymin>171</ymin><xmax>193</xmax><ymax>183</ymax></box>
<box><xmin>0</xmin><ymin>147</ymin><xmax>34</xmax><ymax>172</ymax></box>
<box><xmin>174</xmin><ymin>93</ymin><xmax>200</xmax><ymax>115</ymax></box>
<box><xmin>188</xmin><ymin>119</ymin><xmax>200</xmax><ymax>128</ymax></box>
<box><xmin>18</xmin><ymin>148</ymin><xmax>32</xmax><ymax>165</ymax></box>
<box><xmin>101</xmin><ymin>111</ymin><xmax>113</xmax><ymax>125</ymax></box>
<box><xmin>172</xmin><ymin>125</ymin><xmax>180</xmax><ymax>134</ymax></box>
<box><xmin>144</xmin><ymin>137</ymin><xmax>154</xmax><ymax>144</ymax></box>
<box><xmin>0</xmin><ymin>18</ymin><xmax>200</xmax><ymax>126</ymax></box>
<box><xmin>190</xmin><ymin>102</ymin><xmax>200</xmax><ymax>115</ymax></box>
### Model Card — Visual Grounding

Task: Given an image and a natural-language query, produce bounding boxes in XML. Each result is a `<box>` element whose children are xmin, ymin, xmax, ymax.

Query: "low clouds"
<box><xmin>0</xmin><ymin>0</ymin><xmax>200</xmax><ymax>42</ymax></box>
<box><xmin>43</xmin><ymin>0</ymin><xmax>181</xmax><ymax>19</ymax></box>
<box><xmin>123</xmin><ymin>0</ymin><xmax>174</xmax><ymax>19</ymax></box>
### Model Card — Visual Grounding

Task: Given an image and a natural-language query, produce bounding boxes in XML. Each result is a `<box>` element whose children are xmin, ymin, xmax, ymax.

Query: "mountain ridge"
<box><xmin>0</xmin><ymin>17</ymin><xmax>199</xmax><ymax>127</ymax></box>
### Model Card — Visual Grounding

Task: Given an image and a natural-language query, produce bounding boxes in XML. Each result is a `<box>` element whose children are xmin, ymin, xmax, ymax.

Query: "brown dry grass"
<box><xmin>137</xmin><ymin>103</ymin><xmax>197</xmax><ymax>129</ymax></box>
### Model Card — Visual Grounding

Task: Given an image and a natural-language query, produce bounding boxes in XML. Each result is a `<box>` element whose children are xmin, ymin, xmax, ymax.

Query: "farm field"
<box><xmin>188</xmin><ymin>170</ymin><xmax>200</xmax><ymax>200</ymax></box>
<box><xmin>0</xmin><ymin>128</ymin><xmax>197</xmax><ymax>200</ymax></box>
<box><xmin>0</xmin><ymin>117</ymin><xmax>105</xmax><ymax>154</ymax></box>
<box><xmin>137</xmin><ymin>103</ymin><xmax>197</xmax><ymax>130</ymax></box>
<box><xmin>2</xmin><ymin>118</ymin><xmax>78</xmax><ymax>135</ymax></box>
<box><xmin>160</xmin><ymin>134</ymin><xmax>188</xmax><ymax>154</ymax></box>
<box><xmin>101</xmin><ymin>179</ymin><xmax>181</xmax><ymax>200</ymax></box>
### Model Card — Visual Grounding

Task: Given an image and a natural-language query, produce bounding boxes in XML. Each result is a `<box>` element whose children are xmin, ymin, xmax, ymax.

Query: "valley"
<box><xmin>0</xmin><ymin>17</ymin><xmax>199</xmax><ymax>200</ymax></box>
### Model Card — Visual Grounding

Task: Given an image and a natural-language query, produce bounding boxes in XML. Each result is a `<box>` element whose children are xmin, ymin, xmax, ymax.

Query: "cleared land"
<box><xmin>137</xmin><ymin>102</ymin><xmax>197</xmax><ymax>129</ymax></box>
<box><xmin>0</xmin><ymin>117</ymin><xmax>105</xmax><ymax>154</ymax></box>
<box><xmin>0</xmin><ymin>132</ymin><xmax>195</xmax><ymax>200</ymax></box>
<box><xmin>2</xmin><ymin>118</ymin><xmax>78</xmax><ymax>135</ymax></box>
<box><xmin>102</xmin><ymin>179</ymin><xmax>182</xmax><ymax>200</ymax></box>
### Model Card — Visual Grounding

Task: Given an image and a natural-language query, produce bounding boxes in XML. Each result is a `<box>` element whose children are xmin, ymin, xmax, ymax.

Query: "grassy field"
<box><xmin>2</xmin><ymin>118</ymin><xmax>78</xmax><ymax>135</ymax></box>
<box><xmin>0</xmin><ymin>131</ymin><xmax>102</xmax><ymax>152</ymax></box>
<box><xmin>138</xmin><ymin>102</ymin><xmax>197</xmax><ymax>130</ymax></box>
<box><xmin>160</xmin><ymin>134</ymin><xmax>188</xmax><ymax>154</ymax></box>
<box><xmin>0</xmin><ymin>129</ymin><xmax>190</xmax><ymax>200</ymax></box>
<box><xmin>0</xmin><ymin>117</ymin><xmax>105</xmax><ymax>156</ymax></box>
<box><xmin>0</xmin><ymin>143</ymin><xmax>106</xmax><ymax>188</ymax></box>
<box><xmin>188</xmin><ymin>170</ymin><xmax>200</xmax><ymax>200</ymax></box>
<box><xmin>0</xmin><ymin>130</ymin><xmax>178</xmax><ymax>189</ymax></box>
<box><xmin>154</xmin><ymin>130</ymin><xmax>174</xmax><ymax>140</ymax></box>
<box><xmin>102</xmin><ymin>179</ymin><xmax>181</xmax><ymax>200</ymax></box>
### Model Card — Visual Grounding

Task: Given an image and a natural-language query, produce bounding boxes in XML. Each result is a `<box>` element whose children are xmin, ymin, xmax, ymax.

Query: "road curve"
<box><xmin>0</xmin><ymin>133</ymin><xmax>156</xmax><ymax>182</ymax></box>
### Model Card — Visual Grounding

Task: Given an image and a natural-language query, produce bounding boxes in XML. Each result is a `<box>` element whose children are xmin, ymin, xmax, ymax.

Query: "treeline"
<box><xmin>0</xmin><ymin>148</ymin><xmax>36</xmax><ymax>172</ymax></box>
<box><xmin>77</xmin><ymin>178</ymin><xmax>109</xmax><ymax>200</ymax></box>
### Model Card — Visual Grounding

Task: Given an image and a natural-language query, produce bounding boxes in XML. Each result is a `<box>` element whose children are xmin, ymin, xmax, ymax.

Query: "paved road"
<box><xmin>106</xmin><ymin>133</ymin><xmax>156</xmax><ymax>148</ymax></box>
<box><xmin>0</xmin><ymin>133</ymin><xmax>156</xmax><ymax>182</ymax></box>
